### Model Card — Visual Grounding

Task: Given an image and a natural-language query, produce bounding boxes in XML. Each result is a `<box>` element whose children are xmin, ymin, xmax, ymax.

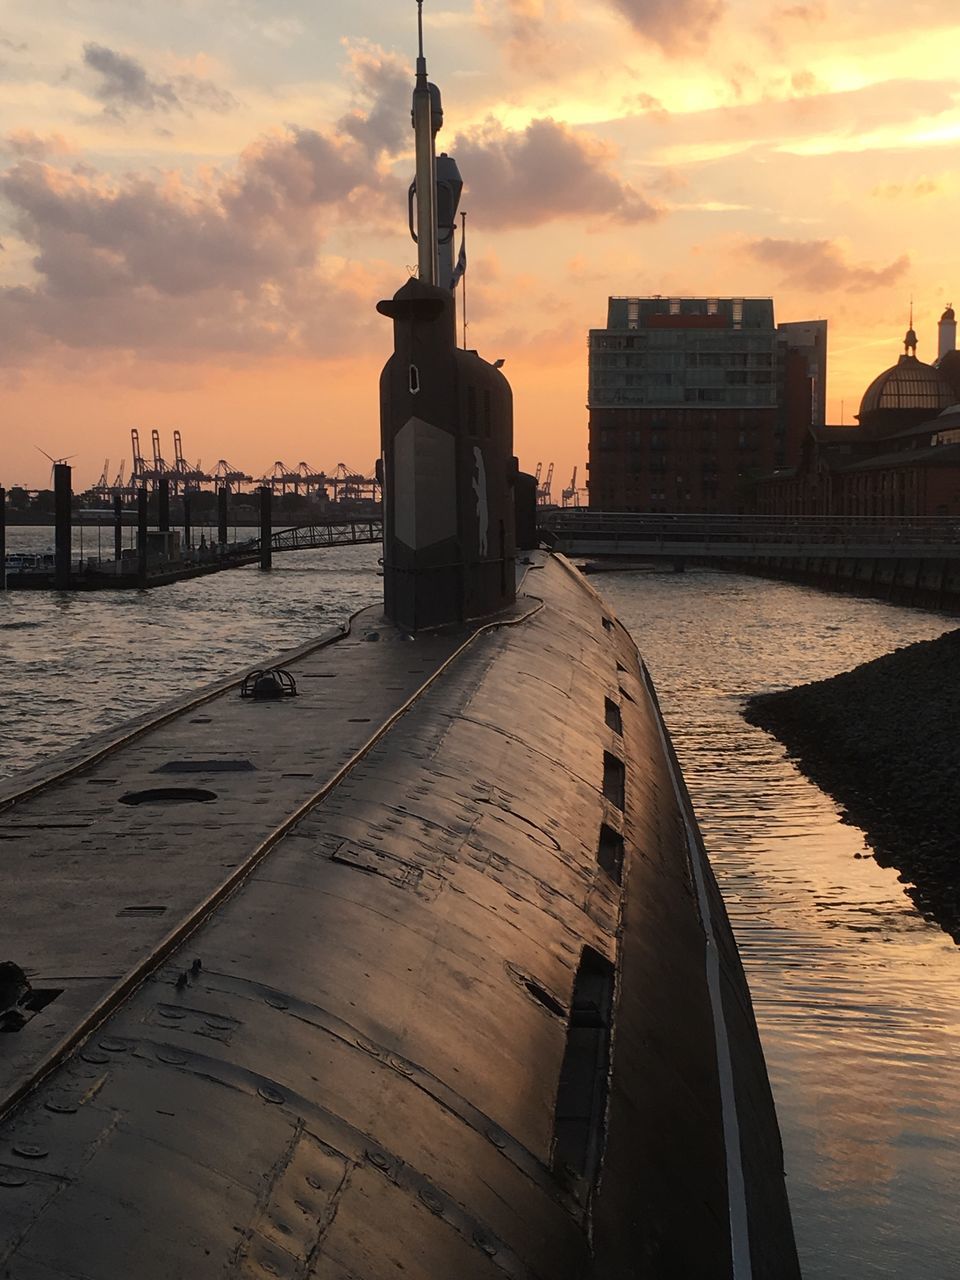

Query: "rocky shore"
<box><xmin>743</xmin><ymin>628</ymin><xmax>960</xmax><ymax>942</ymax></box>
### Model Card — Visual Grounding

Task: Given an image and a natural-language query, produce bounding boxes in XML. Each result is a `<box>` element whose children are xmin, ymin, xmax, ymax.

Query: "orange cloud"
<box><xmin>607</xmin><ymin>0</ymin><xmax>725</xmax><ymax>54</ymax></box>
<box><xmin>453</xmin><ymin>117</ymin><xmax>659</xmax><ymax>227</ymax></box>
<box><xmin>744</xmin><ymin>238</ymin><xmax>909</xmax><ymax>292</ymax></box>
<box><xmin>2</xmin><ymin>130</ymin><xmax>76</xmax><ymax>158</ymax></box>
<box><xmin>0</xmin><ymin>124</ymin><xmax>405</xmax><ymax>365</ymax></box>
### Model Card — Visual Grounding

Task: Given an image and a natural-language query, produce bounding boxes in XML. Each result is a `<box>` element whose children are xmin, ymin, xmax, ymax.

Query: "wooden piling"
<box><xmin>158</xmin><ymin>477</ymin><xmax>170</xmax><ymax>533</ymax></box>
<box><xmin>259</xmin><ymin>486</ymin><xmax>272</xmax><ymax>571</ymax></box>
<box><xmin>217</xmin><ymin>487</ymin><xmax>228</xmax><ymax>546</ymax></box>
<box><xmin>137</xmin><ymin>486</ymin><xmax>148</xmax><ymax>588</ymax></box>
<box><xmin>54</xmin><ymin>464</ymin><xmax>72</xmax><ymax>590</ymax></box>
<box><xmin>113</xmin><ymin>494</ymin><xmax>123</xmax><ymax>563</ymax></box>
<box><xmin>183</xmin><ymin>493</ymin><xmax>192</xmax><ymax>550</ymax></box>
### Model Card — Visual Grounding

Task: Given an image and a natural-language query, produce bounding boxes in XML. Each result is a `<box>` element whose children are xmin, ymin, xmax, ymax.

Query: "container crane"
<box><xmin>537</xmin><ymin>461</ymin><xmax>554</xmax><ymax>506</ymax></box>
<box><xmin>150</xmin><ymin>430</ymin><xmax>167</xmax><ymax>486</ymax></box>
<box><xmin>329</xmin><ymin>462</ymin><xmax>377</xmax><ymax>504</ymax></box>
<box><xmin>172</xmin><ymin>430</ymin><xmax>208</xmax><ymax>492</ymax></box>
<box><xmin>210</xmin><ymin>460</ymin><xmax>253</xmax><ymax>493</ymax></box>
<box><xmin>92</xmin><ymin>459</ymin><xmax>110</xmax><ymax>499</ymax></box>
<box><xmin>295</xmin><ymin>462</ymin><xmax>328</xmax><ymax>498</ymax></box>
<box><xmin>258</xmin><ymin>461</ymin><xmax>301</xmax><ymax>496</ymax></box>
<box><xmin>130</xmin><ymin>430</ymin><xmax>146</xmax><ymax>486</ymax></box>
<box><xmin>561</xmin><ymin>466</ymin><xmax>580</xmax><ymax>508</ymax></box>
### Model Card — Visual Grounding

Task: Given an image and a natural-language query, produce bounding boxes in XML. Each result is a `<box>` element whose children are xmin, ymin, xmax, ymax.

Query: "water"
<box><xmin>2</xmin><ymin>539</ymin><xmax>958</xmax><ymax>1276</ymax></box>
<box><xmin>596</xmin><ymin>568</ymin><xmax>959</xmax><ymax>1280</ymax></box>
<box><xmin>1</xmin><ymin>527</ymin><xmax>382</xmax><ymax>777</ymax></box>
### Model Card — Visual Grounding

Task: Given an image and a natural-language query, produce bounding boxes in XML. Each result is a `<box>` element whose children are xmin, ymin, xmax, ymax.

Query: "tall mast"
<box><xmin>412</xmin><ymin>1</ymin><xmax>439</xmax><ymax>285</ymax></box>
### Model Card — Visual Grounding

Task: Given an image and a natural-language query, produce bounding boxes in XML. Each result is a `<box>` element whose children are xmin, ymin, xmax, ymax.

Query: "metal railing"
<box><xmin>541</xmin><ymin>510</ymin><xmax>960</xmax><ymax>550</ymax></box>
<box><xmin>267</xmin><ymin>519</ymin><xmax>383</xmax><ymax>554</ymax></box>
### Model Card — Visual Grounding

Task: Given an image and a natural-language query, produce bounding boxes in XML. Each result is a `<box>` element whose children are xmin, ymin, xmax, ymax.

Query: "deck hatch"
<box><xmin>597</xmin><ymin>824</ymin><xmax>625</xmax><ymax>884</ymax></box>
<box><xmin>552</xmin><ymin>947</ymin><xmax>615</xmax><ymax>1190</ymax></box>
<box><xmin>604</xmin><ymin>698</ymin><xmax>623</xmax><ymax>735</ymax></box>
<box><xmin>119</xmin><ymin>788</ymin><xmax>217</xmax><ymax>806</ymax></box>
<box><xmin>602</xmin><ymin>753</ymin><xmax>626</xmax><ymax>811</ymax></box>
<box><xmin>154</xmin><ymin>760</ymin><xmax>255</xmax><ymax>774</ymax></box>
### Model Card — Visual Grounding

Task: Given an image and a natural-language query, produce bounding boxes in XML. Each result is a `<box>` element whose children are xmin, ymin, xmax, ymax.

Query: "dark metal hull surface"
<box><xmin>0</xmin><ymin>554</ymin><xmax>799</xmax><ymax>1278</ymax></box>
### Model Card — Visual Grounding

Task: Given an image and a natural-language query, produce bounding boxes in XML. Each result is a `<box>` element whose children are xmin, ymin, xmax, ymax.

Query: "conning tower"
<box><xmin>378</xmin><ymin>1</ymin><xmax>516</xmax><ymax>631</ymax></box>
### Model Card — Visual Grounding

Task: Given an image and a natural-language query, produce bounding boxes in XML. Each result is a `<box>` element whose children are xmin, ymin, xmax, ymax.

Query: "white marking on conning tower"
<box><xmin>472</xmin><ymin>445</ymin><xmax>488</xmax><ymax>556</ymax></box>
<box><xmin>645</xmin><ymin>671</ymin><xmax>753</xmax><ymax>1280</ymax></box>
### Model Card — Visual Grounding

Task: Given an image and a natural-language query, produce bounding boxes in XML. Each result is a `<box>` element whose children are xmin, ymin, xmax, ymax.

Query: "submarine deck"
<box><xmin>0</xmin><ymin>553</ymin><xmax>799</xmax><ymax>1279</ymax></box>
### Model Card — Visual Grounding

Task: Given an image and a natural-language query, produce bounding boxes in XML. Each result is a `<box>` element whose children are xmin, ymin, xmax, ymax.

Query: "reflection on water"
<box><xmin>597</xmin><ymin>568</ymin><xmax>960</xmax><ymax>1280</ymax></box>
<box><xmin>0</xmin><ymin>528</ymin><xmax>382</xmax><ymax>779</ymax></box>
<box><xmin>4</xmin><ymin>538</ymin><xmax>960</xmax><ymax>1276</ymax></box>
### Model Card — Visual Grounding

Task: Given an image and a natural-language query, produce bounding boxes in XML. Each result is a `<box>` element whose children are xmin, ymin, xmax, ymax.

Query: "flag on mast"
<box><xmin>451</xmin><ymin>213</ymin><xmax>467</xmax><ymax>289</ymax></box>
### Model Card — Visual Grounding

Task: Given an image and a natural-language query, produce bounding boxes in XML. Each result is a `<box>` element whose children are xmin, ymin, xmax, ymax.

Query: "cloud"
<box><xmin>337</xmin><ymin>42</ymin><xmax>410</xmax><ymax>159</ymax></box>
<box><xmin>606</xmin><ymin>0</ymin><xmax>724</xmax><ymax>54</ymax></box>
<box><xmin>0</xmin><ymin>126</ymin><xmax>400</xmax><ymax>364</ymax></box>
<box><xmin>605</xmin><ymin>77</ymin><xmax>960</xmax><ymax>167</ymax></box>
<box><xmin>474</xmin><ymin>0</ymin><xmax>570</xmax><ymax>72</ymax></box>
<box><xmin>2</xmin><ymin>131</ymin><xmax>76</xmax><ymax>159</ymax></box>
<box><xmin>744</xmin><ymin>238</ymin><xmax>909</xmax><ymax>292</ymax></box>
<box><xmin>790</xmin><ymin>70</ymin><xmax>822</xmax><ymax>95</ymax></box>
<box><xmin>778</xmin><ymin>1</ymin><xmax>827</xmax><ymax>19</ymax></box>
<box><xmin>871</xmin><ymin>178</ymin><xmax>940</xmax><ymax>199</ymax></box>
<box><xmin>452</xmin><ymin>117</ymin><xmax>659</xmax><ymax>227</ymax></box>
<box><xmin>82</xmin><ymin>43</ymin><xmax>236</xmax><ymax>118</ymax></box>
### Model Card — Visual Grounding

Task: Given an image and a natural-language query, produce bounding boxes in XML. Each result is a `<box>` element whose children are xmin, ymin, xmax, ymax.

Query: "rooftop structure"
<box><xmin>587</xmin><ymin>295</ymin><xmax>823</xmax><ymax>513</ymax></box>
<box><xmin>759</xmin><ymin>307</ymin><xmax>960</xmax><ymax>518</ymax></box>
<box><xmin>858</xmin><ymin>324</ymin><xmax>955</xmax><ymax>434</ymax></box>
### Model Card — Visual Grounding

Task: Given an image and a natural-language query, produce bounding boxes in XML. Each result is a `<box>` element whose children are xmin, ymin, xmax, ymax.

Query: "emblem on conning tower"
<box><xmin>472</xmin><ymin>446</ymin><xmax>488</xmax><ymax>557</ymax></box>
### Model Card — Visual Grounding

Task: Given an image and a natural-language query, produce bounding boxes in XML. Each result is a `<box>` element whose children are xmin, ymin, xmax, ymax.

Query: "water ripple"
<box><xmin>597</xmin><ymin>568</ymin><xmax>960</xmax><ymax>1280</ymax></box>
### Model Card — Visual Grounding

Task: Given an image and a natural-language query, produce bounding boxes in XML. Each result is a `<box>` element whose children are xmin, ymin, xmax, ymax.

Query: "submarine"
<box><xmin>0</xmin><ymin>7</ymin><xmax>800</xmax><ymax>1277</ymax></box>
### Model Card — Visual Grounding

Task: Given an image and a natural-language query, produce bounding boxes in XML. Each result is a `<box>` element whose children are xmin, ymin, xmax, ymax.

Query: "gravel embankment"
<box><xmin>743</xmin><ymin>628</ymin><xmax>960</xmax><ymax>942</ymax></box>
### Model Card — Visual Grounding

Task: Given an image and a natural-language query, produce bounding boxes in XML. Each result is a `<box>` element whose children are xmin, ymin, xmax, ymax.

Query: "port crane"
<box><xmin>210</xmin><ymin>460</ymin><xmax>253</xmax><ymax>493</ymax></box>
<box><xmin>537</xmin><ymin>461</ymin><xmax>554</xmax><ymax>506</ymax></box>
<box><xmin>171</xmin><ymin>431</ymin><xmax>208</xmax><ymax>493</ymax></box>
<box><xmin>329</xmin><ymin>462</ymin><xmax>379</xmax><ymax>504</ymax></box>
<box><xmin>258</xmin><ymin>461</ymin><xmax>303</xmax><ymax>496</ymax></box>
<box><xmin>561</xmin><ymin>466</ymin><xmax>581</xmax><ymax>508</ymax></box>
<box><xmin>130</xmin><ymin>430</ymin><xmax>147</xmax><ymax>485</ymax></box>
<box><xmin>295</xmin><ymin>462</ymin><xmax>328</xmax><ymax>497</ymax></box>
<box><xmin>91</xmin><ymin>459</ymin><xmax>110</xmax><ymax>499</ymax></box>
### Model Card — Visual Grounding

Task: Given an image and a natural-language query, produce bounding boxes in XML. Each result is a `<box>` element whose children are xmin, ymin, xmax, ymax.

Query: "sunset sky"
<box><xmin>1</xmin><ymin>0</ymin><xmax>958</xmax><ymax>492</ymax></box>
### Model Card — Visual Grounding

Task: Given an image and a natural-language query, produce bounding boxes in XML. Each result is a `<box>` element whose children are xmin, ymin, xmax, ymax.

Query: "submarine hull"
<box><xmin>0</xmin><ymin>554</ymin><xmax>799</xmax><ymax>1277</ymax></box>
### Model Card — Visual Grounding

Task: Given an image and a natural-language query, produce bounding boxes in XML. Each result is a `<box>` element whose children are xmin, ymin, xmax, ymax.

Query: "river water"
<box><xmin>2</xmin><ymin>529</ymin><xmax>959</xmax><ymax>1278</ymax></box>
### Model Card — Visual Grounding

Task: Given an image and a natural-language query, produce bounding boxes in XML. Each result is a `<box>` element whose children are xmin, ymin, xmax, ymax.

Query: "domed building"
<box><xmin>757</xmin><ymin>310</ymin><xmax>960</xmax><ymax>518</ymax></box>
<box><xmin>857</xmin><ymin>326</ymin><xmax>955</xmax><ymax>435</ymax></box>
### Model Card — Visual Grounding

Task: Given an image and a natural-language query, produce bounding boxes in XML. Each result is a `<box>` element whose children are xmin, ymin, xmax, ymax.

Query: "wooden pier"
<box><xmin>2</xmin><ymin>467</ymin><xmax>382</xmax><ymax>591</ymax></box>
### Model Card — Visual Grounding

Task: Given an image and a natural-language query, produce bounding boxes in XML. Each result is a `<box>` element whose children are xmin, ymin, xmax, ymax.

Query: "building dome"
<box><xmin>858</xmin><ymin>322</ymin><xmax>956</xmax><ymax>437</ymax></box>
<box><xmin>859</xmin><ymin>353</ymin><xmax>955</xmax><ymax>417</ymax></box>
<box><xmin>942</xmin><ymin>305</ymin><xmax>956</xmax><ymax>323</ymax></box>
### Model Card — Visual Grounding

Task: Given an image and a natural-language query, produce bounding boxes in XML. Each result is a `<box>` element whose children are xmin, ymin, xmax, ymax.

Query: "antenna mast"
<box><xmin>412</xmin><ymin>0</ymin><xmax>439</xmax><ymax>285</ymax></box>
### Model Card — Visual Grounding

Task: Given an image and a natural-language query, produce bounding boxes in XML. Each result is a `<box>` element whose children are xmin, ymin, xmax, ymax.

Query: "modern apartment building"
<box><xmin>587</xmin><ymin>296</ymin><xmax>825</xmax><ymax>512</ymax></box>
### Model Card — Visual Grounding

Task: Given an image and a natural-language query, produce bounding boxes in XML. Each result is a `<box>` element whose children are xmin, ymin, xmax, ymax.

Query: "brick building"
<box><xmin>757</xmin><ymin>311</ymin><xmax>960</xmax><ymax>518</ymax></box>
<box><xmin>586</xmin><ymin>296</ymin><xmax>824</xmax><ymax>512</ymax></box>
